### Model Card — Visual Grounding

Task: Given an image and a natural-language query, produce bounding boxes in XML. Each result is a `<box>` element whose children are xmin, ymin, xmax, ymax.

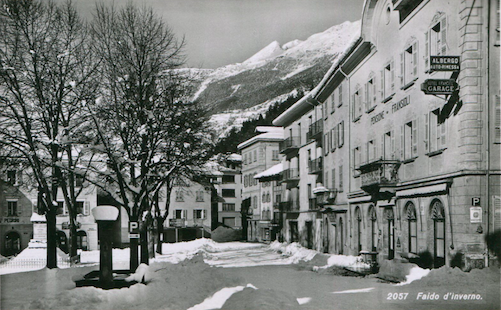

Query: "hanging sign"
<box><xmin>430</xmin><ymin>56</ymin><xmax>460</xmax><ymax>72</ymax></box>
<box><xmin>470</xmin><ymin>207</ymin><xmax>482</xmax><ymax>223</ymax></box>
<box><xmin>421</xmin><ymin>79</ymin><xmax>458</xmax><ymax>95</ymax></box>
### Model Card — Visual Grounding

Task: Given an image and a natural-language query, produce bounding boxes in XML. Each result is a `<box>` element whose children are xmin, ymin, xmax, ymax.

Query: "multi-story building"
<box><xmin>207</xmin><ymin>153</ymin><xmax>243</xmax><ymax>229</ymax></box>
<box><xmin>163</xmin><ymin>179</ymin><xmax>212</xmax><ymax>242</ymax></box>
<box><xmin>273</xmin><ymin>0</ymin><xmax>500</xmax><ymax>268</ymax></box>
<box><xmin>238</xmin><ymin>127</ymin><xmax>283</xmax><ymax>242</ymax></box>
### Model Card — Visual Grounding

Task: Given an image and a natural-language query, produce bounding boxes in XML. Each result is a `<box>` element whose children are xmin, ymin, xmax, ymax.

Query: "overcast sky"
<box><xmin>67</xmin><ymin>0</ymin><xmax>365</xmax><ymax>69</ymax></box>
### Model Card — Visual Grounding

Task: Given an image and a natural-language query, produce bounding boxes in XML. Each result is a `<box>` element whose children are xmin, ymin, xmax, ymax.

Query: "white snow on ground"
<box><xmin>394</xmin><ymin>266</ymin><xmax>431</xmax><ymax>286</ymax></box>
<box><xmin>297</xmin><ymin>297</ymin><xmax>312</xmax><ymax>305</ymax></box>
<box><xmin>332</xmin><ymin>287</ymin><xmax>375</xmax><ymax>294</ymax></box>
<box><xmin>187</xmin><ymin>284</ymin><xmax>257</xmax><ymax>310</ymax></box>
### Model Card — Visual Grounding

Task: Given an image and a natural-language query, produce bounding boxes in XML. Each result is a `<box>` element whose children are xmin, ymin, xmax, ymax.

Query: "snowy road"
<box><xmin>203</xmin><ymin>244</ymin><xmax>294</xmax><ymax>267</ymax></box>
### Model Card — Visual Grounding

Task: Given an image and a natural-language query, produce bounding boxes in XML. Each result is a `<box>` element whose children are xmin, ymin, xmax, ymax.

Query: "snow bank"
<box><xmin>395</xmin><ymin>266</ymin><xmax>431</xmax><ymax>286</ymax></box>
<box><xmin>269</xmin><ymin>241</ymin><xmax>318</xmax><ymax>263</ymax></box>
<box><xmin>187</xmin><ymin>284</ymin><xmax>257</xmax><ymax>310</ymax></box>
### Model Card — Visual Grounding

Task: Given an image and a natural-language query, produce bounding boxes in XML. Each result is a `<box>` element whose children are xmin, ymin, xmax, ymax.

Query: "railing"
<box><xmin>0</xmin><ymin>257</ymin><xmax>71</xmax><ymax>273</ymax></box>
<box><xmin>308</xmin><ymin>158</ymin><xmax>323</xmax><ymax>174</ymax></box>
<box><xmin>359</xmin><ymin>160</ymin><xmax>400</xmax><ymax>190</ymax></box>
<box><xmin>279</xmin><ymin>136</ymin><xmax>301</xmax><ymax>154</ymax></box>
<box><xmin>315</xmin><ymin>188</ymin><xmax>338</xmax><ymax>206</ymax></box>
<box><xmin>281</xmin><ymin>168</ymin><xmax>300</xmax><ymax>183</ymax></box>
<box><xmin>307</xmin><ymin>119</ymin><xmax>323</xmax><ymax>141</ymax></box>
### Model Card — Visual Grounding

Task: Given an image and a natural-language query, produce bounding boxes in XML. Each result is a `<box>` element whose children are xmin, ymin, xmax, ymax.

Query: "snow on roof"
<box><xmin>254</xmin><ymin>163</ymin><xmax>283</xmax><ymax>179</ymax></box>
<box><xmin>227</xmin><ymin>153</ymin><xmax>242</xmax><ymax>162</ymax></box>
<box><xmin>255</xmin><ymin>126</ymin><xmax>283</xmax><ymax>134</ymax></box>
<box><xmin>30</xmin><ymin>213</ymin><xmax>46</xmax><ymax>222</ymax></box>
<box><xmin>237</xmin><ymin>128</ymin><xmax>284</xmax><ymax>150</ymax></box>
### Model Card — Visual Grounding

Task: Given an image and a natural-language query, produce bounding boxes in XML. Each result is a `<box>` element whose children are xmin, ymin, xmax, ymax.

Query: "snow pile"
<box><xmin>269</xmin><ymin>241</ymin><xmax>318</xmax><ymax>263</ymax></box>
<box><xmin>125</xmin><ymin>263</ymin><xmax>151</xmax><ymax>283</ymax></box>
<box><xmin>188</xmin><ymin>284</ymin><xmax>257</xmax><ymax>310</ymax></box>
<box><xmin>313</xmin><ymin>253</ymin><xmax>369</xmax><ymax>270</ymax></box>
<box><xmin>395</xmin><ymin>266</ymin><xmax>431</xmax><ymax>286</ymax></box>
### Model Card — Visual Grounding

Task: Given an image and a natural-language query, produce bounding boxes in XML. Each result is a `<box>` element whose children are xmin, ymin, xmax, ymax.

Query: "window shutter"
<box><xmin>340</xmin><ymin>121</ymin><xmax>344</xmax><ymax>147</ymax></box>
<box><xmin>338</xmin><ymin>84</ymin><xmax>343</xmax><ymax>106</ymax></box>
<box><xmin>390</xmin><ymin>59</ymin><xmax>395</xmax><ymax>93</ymax></box>
<box><xmin>412</xmin><ymin>119</ymin><xmax>418</xmax><ymax>157</ymax></box>
<box><xmin>424</xmin><ymin>31</ymin><xmax>429</xmax><ymax>70</ymax></box>
<box><xmin>358</xmin><ymin>88</ymin><xmax>363</xmax><ymax>116</ymax></box>
<box><xmin>365</xmin><ymin>83</ymin><xmax>370</xmax><ymax>111</ymax></box>
<box><xmin>494</xmin><ymin>196</ymin><xmax>501</xmax><ymax>231</ymax></box>
<box><xmin>424</xmin><ymin>113</ymin><xmax>429</xmax><ymax>153</ymax></box>
<box><xmin>182</xmin><ymin>209</ymin><xmax>187</xmax><ymax>219</ymax></box>
<box><xmin>495</xmin><ymin>95</ymin><xmax>500</xmax><ymax>142</ymax></box>
<box><xmin>412</xmin><ymin>41</ymin><xmax>418</xmax><ymax>77</ymax></box>
<box><xmin>352</xmin><ymin>93</ymin><xmax>356</xmax><ymax>119</ymax></box>
<box><xmin>391</xmin><ymin>130</ymin><xmax>396</xmax><ymax>159</ymax></box>
<box><xmin>400</xmin><ymin>52</ymin><xmax>405</xmax><ymax>86</ymax></box>
<box><xmin>381</xmin><ymin>134</ymin><xmax>385</xmax><ymax>160</ymax></box>
<box><xmin>440</xmin><ymin>17</ymin><xmax>447</xmax><ymax>55</ymax></box>
<box><xmin>439</xmin><ymin>118</ymin><xmax>447</xmax><ymax>148</ymax></box>
<box><xmin>400</xmin><ymin>125</ymin><xmax>405</xmax><ymax>159</ymax></box>
<box><xmin>324</xmin><ymin>134</ymin><xmax>329</xmax><ymax>155</ymax></box>
<box><xmin>339</xmin><ymin>166</ymin><xmax>343</xmax><ymax>192</ymax></box>
<box><xmin>380</xmin><ymin>70</ymin><xmax>384</xmax><ymax>98</ymax></box>
<box><xmin>332</xmin><ymin>128</ymin><xmax>336</xmax><ymax>152</ymax></box>
<box><xmin>84</xmin><ymin>201</ymin><xmax>90</xmax><ymax>215</ymax></box>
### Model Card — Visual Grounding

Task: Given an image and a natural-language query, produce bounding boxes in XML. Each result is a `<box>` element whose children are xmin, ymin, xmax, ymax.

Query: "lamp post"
<box><xmin>92</xmin><ymin>205</ymin><xmax>119</xmax><ymax>289</ymax></box>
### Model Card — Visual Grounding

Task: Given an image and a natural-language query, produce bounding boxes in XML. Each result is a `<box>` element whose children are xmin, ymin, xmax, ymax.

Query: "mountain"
<box><xmin>184</xmin><ymin>20</ymin><xmax>361</xmax><ymax>138</ymax></box>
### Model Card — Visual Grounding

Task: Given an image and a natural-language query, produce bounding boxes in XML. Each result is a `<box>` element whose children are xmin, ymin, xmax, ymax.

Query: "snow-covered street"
<box><xmin>1</xmin><ymin>240</ymin><xmax>499</xmax><ymax>310</ymax></box>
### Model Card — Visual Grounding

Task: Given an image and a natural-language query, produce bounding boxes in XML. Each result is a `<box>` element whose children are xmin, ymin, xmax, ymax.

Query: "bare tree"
<box><xmin>0</xmin><ymin>0</ymin><xmax>99</xmax><ymax>267</ymax></box>
<box><xmin>89</xmin><ymin>3</ymin><xmax>212</xmax><ymax>270</ymax></box>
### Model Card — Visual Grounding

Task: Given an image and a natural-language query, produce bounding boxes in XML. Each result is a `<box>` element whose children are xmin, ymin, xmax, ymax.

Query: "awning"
<box><xmin>396</xmin><ymin>183</ymin><xmax>447</xmax><ymax>198</ymax></box>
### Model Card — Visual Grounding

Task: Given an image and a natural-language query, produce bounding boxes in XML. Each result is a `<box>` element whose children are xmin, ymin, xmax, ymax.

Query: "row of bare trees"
<box><xmin>0</xmin><ymin>0</ymin><xmax>213</xmax><ymax>270</ymax></box>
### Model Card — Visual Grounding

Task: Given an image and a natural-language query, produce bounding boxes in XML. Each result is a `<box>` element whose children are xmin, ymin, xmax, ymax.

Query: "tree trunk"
<box><xmin>140</xmin><ymin>225</ymin><xmax>149</xmax><ymax>265</ymax></box>
<box><xmin>69</xmin><ymin>216</ymin><xmax>78</xmax><ymax>258</ymax></box>
<box><xmin>46</xmin><ymin>209</ymin><xmax>58</xmax><ymax>269</ymax></box>
<box><xmin>156</xmin><ymin>217</ymin><xmax>164</xmax><ymax>254</ymax></box>
<box><xmin>148</xmin><ymin>225</ymin><xmax>155</xmax><ymax>259</ymax></box>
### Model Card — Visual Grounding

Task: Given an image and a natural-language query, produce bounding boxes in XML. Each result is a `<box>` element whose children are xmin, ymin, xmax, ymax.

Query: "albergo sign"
<box><xmin>430</xmin><ymin>56</ymin><xmax>460</xmax><ymax>72</ymax></box>
<box><xmin>421</xmin><ymin>79</ymin><xmax>458</xmax><ymax>95</ymax></box>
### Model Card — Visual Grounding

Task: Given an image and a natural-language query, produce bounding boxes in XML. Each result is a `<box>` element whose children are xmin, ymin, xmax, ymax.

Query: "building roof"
<box><xmin>237</xmin><ymin>127</ymin><xmax>284</xmax><ymax>150</ymax></box>
<box><xmin>254</xmin><ymin>163</ymin><xmax>283</xmax><ymax>179</ymax></box>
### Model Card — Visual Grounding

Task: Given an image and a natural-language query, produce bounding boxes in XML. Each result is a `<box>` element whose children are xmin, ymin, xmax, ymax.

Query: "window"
<box><xmin>366</xmin><ymin>139</ymin><xmax>377</xmax><ymax>163</ymax></box>
<box><xmin>425</xmin><ymin>109</ymin><xmax>447</xmax><ymax>153</ymax></box>
<box><xmin>222</xmin><ymin>175</ymin><xmax>235</xmax><ymax>184</ymax></box>
<box><xmin>496</xmin><ymin>95</ymin><xmax>501</xmax><ymax>143</ymax></box>
<box><xmin>338</xmin><ymin>83</ymin><xmax>343</xmax><ymax>107</ymax></box>
<box><xmin>243</xmin><ymin>154</ymin><xmax>247</xmax><ymax>165</ymax></box>
<box><xmin>56</xmin><ymin>201</ymin><xmax>64</xmax><ymax>215</ymax></box>
<box><xmin>7</xmin><ymin>200</ymin><xmax>17</xmax><ymax>216</ymax></box>
<box><xmin>222</xmin><ymin>189</ymin><xmax>235</xmax><ymax>197</ymax></box>
<box><xmin>253</xmin><ymin>150</ymin><xmax>257</xmax><ymax>162</ymax></box>
<box><xmin>243</xmin><ymin>175</ymin><xmax>248</xmax><ymax>187</ymax></box>
<box><xmin>425</xmin><ymin>16</ymin><xmax>447</xmax><ymax>70</ymax></box>
<box><xmin>252</xmin><ymin>195</ymin><xmax>257</xmax><ymax>209</ymax></box>
<box><xmin>383</xmin><ymin>130</ymin><xmax>396</xmax><ymax>160</ymax></box>
<box><xmin>381</xmin><ymin>60</ymin><xmax>395</xmax><ymax>101</ymax></box>
<box><xmin>193</xmin><ymin>209</ymin><xmax>206</xmax><ymax>219</ymax></box>
<box><xmin>272</xmin><ymin>150</ymin><xmax>279</xmax><ymax>160</ymax></box>
<box><xmin>400</xmin><ymin>41</ymin><xmax>418</xmax><ymax>87</ymax></box>
<box><xmin>330</xmin><ymin>92</ymin><xmax>336</xmax><ymax>113</ymax></box>
<box><xmin>262</xmin><ymin>193</ymin><xmax>266</xmax><ymax>203</ymax></box>
<box><xmin>76</xmin><ymin>201</ymin><xmax>84</xmax><ymax>215</ymax></box>
<box><xmin>338</xmin><ymin>121</ymin><xmax>344</xmax><ymax>148</ymax></box>
<box><xmin>338</xmin><ymin>165</ymin><xmax>343</xmax><ymax>192</ymax></box>
<box><xmin>6</xmin><ymin>170</ymin><xmax>16</xmax><ymax>185</ymax></box>
<box><xmin>365</xmin><ymin>78</ymin><xmax>377</xmax><ymax>111</ymax></box>
<box><xmin>196</xmin><ymin>190</ymin><xmax>204</xmax><ymax>202</ymax></box>
<box><xmin>324</xmin><ymin>133</ymin><xmax>329</xmax><ymax>155</ymax></box>
<box><xmin>175</xmin><ymin>209</ymin><xmax>187</xmax><ymax>219</ymax></box>
<box><xmin>406</xmin><ymin>202</ymin><xmax>418</xmax><ymax>254</ymax></box>
<box><xmin>331</xmin><ymin>128</ymin><xmax>337</xmax><ymax>152</ymax></box>
<box><xmin>352</xmin><ymin>87</ymin><xmax>363</xmax><ymax>121</ymax></box>
<box><xmin>249</xmin><ymin>151</ymin><xmax>253</xmax><ymax>163</ymax></box>
<box><xmin>175</xmin><ymin>190</ymin><xmax>184</xmax><ymax>202</ymax></box>
<box><xmin>402</xmin><ymin>120</ymin><xmax>418</xmax><ymax>160</ymax></box>
<box><xmin>331</xmin><ymin>168</ymin><xmax>336</xmax><ymax>190</ymax></box>
<box><xmin>353</xmin><ymin>146</ymin><xmax>361</xmax><ymax>170</ymax></box>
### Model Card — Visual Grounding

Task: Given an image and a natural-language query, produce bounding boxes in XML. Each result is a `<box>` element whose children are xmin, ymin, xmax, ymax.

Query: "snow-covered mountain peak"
<box><xmin>282</xmin><ymin>39</ymin><xmax>303</xmax><ymax>50</ymax></box>
<box><xmin>243</xmin><ymin>40</ymin><xmax>284</xmax><ymax>64</ymax></box>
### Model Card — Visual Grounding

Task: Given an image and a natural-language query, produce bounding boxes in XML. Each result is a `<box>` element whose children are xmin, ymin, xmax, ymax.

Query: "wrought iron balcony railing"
<box><xmin>308</xmin><ymin>157</ymin><xmax>323</xmax><ymax>175</ymax></box>
<box><xmin>279</xmin><ymin>136</ymin><xmax>301</xmax><ymax>154</ymax></box>
<box><xmin>281</xmin><ymin>168</ymin><xmax>300</xmax><ymax>183</ymax></box>
<box><xmin>358</xmin><ymin>159</ymin><xmax>400</xmax><ymax>192</ymax></box>
<box><xmin>307</xmin><ymin>119</ymin><xmax>323</xmax><ymax>141</ymax></box>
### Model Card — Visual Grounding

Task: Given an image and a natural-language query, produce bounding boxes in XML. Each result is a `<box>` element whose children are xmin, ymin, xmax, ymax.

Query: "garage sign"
<box><xmin>421</xmin><ymin>79</ymin><xmax>458</xmax><ymax>95</ymax></box>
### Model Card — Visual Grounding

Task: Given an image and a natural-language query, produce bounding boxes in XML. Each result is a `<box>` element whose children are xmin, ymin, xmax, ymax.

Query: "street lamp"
<box><xmin>91</xmin><ymin>205</ymin><xmax>119</xmax><ymax>289</ymax></box>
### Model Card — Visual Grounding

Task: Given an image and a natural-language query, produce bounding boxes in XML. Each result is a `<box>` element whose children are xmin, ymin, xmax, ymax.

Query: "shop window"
<box><xmin>400</xmin><ymin>41</ymin><xmax>418</xmax><ymax>87</ymax></box>
<box><xmin>425</xmin><ymin>109</ymin><xmax>447</xmax><ymax>154</ymax></box>
<box><xmin>425</xmin><ymin>16</ymin><xmax>447</xmax><ymax>70</ymax></box>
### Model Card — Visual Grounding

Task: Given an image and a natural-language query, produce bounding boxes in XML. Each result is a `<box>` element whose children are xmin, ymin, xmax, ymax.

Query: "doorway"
<box><xmin>385</xmin><ymin>208</ymin><xmax>395</xmax><ymax>260</ymax></box>
<box><xmin>338</xmin><ymin>217</ymin><xmax>344</xmax><ymax>255</ymax></box>
<box><xmin>431</xmin><ymin>200</ymin><xmax>446</xmax><ymax>268</ymax></box>
<box><xmin>4</xmin><ymin>231</ymin><xmax>21</xmax><ymax>256</ymax></box>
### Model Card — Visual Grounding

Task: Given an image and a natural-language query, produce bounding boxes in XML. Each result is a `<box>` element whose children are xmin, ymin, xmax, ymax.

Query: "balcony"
<box><xmin>281</xmin><ymin>168</ymin><xmax>300</xmax><ymax>184</ymax></box>
<box><xmin>358</xmin><ymin>159</ymin><xmax>400</xmax><ymax>193</ymax></box>
<box><xmin>279</xmin><ymin>136</ymin><xmax>300</xmax><ymax>154</ymax></box>
<box><xmin>307</xmin><ymin>120</ymin><xmax>323</xmax><ymax>141</ymax></box>
<box><xmin>308</xmin><ymin>158</ymin><xmax>323</xmax><ymax>175</ymax></box>
<box><xmin>280</xmin><ymin>200</ymin><xmax>299</xmax><ymax>212</ymax></box>
<box><xmin>315</xmin><ymin>188</ymin><xmax>338</xmax><ymax>206</ymax></box>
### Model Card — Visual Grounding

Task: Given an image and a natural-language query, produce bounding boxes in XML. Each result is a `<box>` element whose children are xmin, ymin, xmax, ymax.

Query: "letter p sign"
<box><xmin>472</xmin><ymin>197</ymin><xmax>481</xmax><ymax>207</ymax></box>
<box><xmin>129</xmin><ymin>221</ymin><xmax>138</xmax><ymax>232</ymax></box>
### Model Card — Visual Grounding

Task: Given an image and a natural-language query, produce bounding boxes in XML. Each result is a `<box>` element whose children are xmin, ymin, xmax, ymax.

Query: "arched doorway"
<box><xmin>56</xmin><ymin>230</ymin><xmax>68</xmax><ymax>253</ymax></box>
<box><xmin>338</xmin><ymin>217</ymin><xmax>344</xmax><ymax>255</ymax></box>
<box><xmin>76</xmin><ymin>230</ymin><xmax>88</xmax><ymax>251</ymax></box>
<box><xmin>368</xmin><ymin>205</ymin><xmax>378</xmax><ymax>251</ymax></box>
<box><xmin>354</xmin><ymin>207</ymin><xmax>362</xmax><ymax>254</ymax></box>
<box><xmin>384</xmin><ymin>208</ymin><xmax>395</xmax><ymax>260</ymax></box>
<box><xmin>431</xmin><ymin>199</ymin><xmax>445</xmax><ymax>268</ymax></box>
<box><xmin>4</xmin><ymin>231</ymin><xmax>21</xmax><ymax>256</ymax></box>
<box><xmin>405</xmin><ymin>202</ymin><xmax>417</xmax><ymax>254</ymax></box>
<box><xmin>323</xmin><ymin>217</ymin><xmax>329</xmax><ymax>253</ymax></box>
